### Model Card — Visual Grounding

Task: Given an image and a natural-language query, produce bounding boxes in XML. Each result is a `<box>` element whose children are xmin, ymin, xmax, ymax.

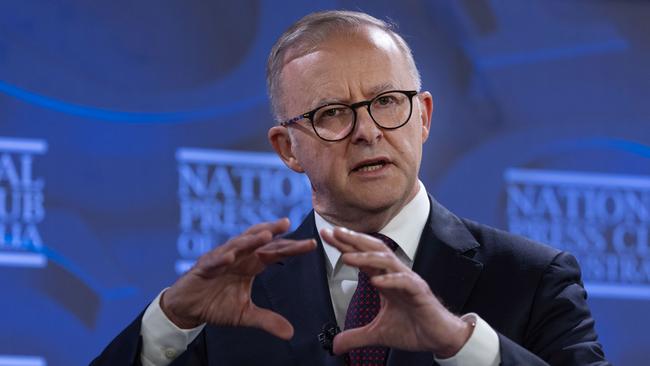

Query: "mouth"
<box><xmin>351</xmin><ymin>157</ymin><xmax>391</xmax><ymax>173</ymax></box>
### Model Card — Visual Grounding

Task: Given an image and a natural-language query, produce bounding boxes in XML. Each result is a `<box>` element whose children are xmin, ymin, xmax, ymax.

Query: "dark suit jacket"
<box><xmin>92</xmin><ymin>197</ymin><xmax>609</xmax><ymax>365</ymax></box>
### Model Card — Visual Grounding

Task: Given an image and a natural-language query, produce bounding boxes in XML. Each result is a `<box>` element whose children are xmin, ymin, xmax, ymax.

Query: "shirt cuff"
<box><xmin>140</xmin><ymin>288</ymin><xmax>206</xmax><ymax>366</ymax></box>
<box><xmin>435</xmin><ymin>313</ymin><xmax>501</xmax><ymax>366</ymax></box>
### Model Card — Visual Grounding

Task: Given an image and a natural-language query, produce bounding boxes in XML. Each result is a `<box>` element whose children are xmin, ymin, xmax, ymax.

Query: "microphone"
<box><xmin>317</xmin><ymin>322</ymin><xmax>341</xmax><ymax>355</ymax></box>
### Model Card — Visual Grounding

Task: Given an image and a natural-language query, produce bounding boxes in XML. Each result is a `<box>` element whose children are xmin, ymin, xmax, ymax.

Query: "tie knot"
<box><xmin>369</xmin><ymin>232</ymin><xmax>399</xmax><ymax>252</ymax></box>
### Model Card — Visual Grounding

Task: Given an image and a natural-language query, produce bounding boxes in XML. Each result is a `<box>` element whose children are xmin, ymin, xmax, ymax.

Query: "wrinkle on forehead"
<box><xmin>278</xmin><ymin>26</ymin><xmax>411</xmax><ymax>116</ymax></box>
<box><xmin>310</xmin><ymin>81</ymin><xmax>398</xmax><ymax>107</ymax></box>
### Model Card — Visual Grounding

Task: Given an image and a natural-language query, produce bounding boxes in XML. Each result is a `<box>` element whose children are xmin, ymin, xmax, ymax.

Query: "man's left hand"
<box><xmin>320</xmin><ymin>227</ymin><xmax>473</xmax><ymax>358</ymax></box>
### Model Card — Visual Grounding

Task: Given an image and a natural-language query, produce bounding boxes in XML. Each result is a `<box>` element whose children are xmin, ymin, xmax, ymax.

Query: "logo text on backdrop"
<box><xmin>0</xmin><ymin>137</ymin><xmax>47</xmax><ymax>268</ymax></box>
<box><xmin>505</xmin><ymin>168</ymin><xmax>650</xmax><ymax>298</ymax></box>
<box><xmin>175</xmin><ymin>148</ymin><xmax>312</xmax><ymax>274</ymax></box>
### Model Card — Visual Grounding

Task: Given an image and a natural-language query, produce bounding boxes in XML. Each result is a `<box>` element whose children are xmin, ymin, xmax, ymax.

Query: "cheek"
<box><xmin>397</xmin><ymin>127</ymin><xmax>422</xmax><ymax>155</ymax></box>
<box><xmin>394</xmin><ymin>134</ymin><xmax>423</xmax><ymax>172</ymax></box>
<box><xmin>295</xmin><ymin>144</ymin><xmax>336</xmax><ymax>179</ymax></box>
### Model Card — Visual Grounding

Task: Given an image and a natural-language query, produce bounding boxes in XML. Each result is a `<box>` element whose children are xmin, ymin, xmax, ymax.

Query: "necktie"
<box><xmin>344</xmin><ymin>233</ymin><xmax>398</xmax><ymax>366</ymax></box>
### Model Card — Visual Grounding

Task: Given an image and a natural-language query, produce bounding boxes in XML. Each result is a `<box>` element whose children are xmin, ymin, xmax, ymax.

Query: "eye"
<box><xmin>374</xmin><ymin>95</ymin><xmax>398</xmax><ymax>106</ymax></box>
<box><xmin>322</xmin><ymin>107</ymin><xmax>341</xmax><ymax>117</ymax></box>
<box><xmin>319</xmin><ymin>106</ymin><xmax>350</xmax><ymax>119</ymax></box>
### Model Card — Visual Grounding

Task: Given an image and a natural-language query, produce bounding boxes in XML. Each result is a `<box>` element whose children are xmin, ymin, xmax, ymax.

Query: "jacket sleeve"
<box><xmin>90</xmin><ymin>310</ymin><xmax>210</xmax><ymax>366</ymax></box>
<box><xmin>498</xmin><ymin>252</ymin><xmax>610</xmax><ymax>366</ymax></box>
<box><xmin>89</xmin><ymin>311</ymin><xmax>145</xmax><ymax>366</ymax></box>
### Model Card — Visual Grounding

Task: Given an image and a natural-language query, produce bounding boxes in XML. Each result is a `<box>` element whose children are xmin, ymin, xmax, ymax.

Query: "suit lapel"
<box><xmin>388</xmin><ymin>196</ymin><xmax>484</xmax><ymax>366</ymax></box>
<box><xmin>260</xmin><ymin>213</ymin><xmax>344</xmax><ymax>366</ymax></box>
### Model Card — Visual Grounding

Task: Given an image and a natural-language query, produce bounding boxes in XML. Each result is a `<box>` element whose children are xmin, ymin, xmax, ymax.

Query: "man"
<box><xmin>92</xmin><ymin>10</ymin><xmax>608</xmax><ymax>366</ymax></box>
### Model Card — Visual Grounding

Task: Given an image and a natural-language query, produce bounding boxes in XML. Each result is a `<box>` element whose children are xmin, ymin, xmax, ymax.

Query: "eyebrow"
<box><xmin>311</xmin><ymin>82</ymin><xmax>398</xmax><ymax>108</ymax></box>
<box><xmin>367</xmin><ymin>82</ymin><xmax>397</xmax><ymax>97</ymax></box>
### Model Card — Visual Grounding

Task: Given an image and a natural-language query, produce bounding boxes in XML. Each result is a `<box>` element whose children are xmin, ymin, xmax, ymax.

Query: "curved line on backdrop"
<box><xmin>548</xmin><ymin>136</ymin><xmax>650</xmax><ymax>159</ymax></box>
<box><xmin>594</xmin><ymin>138</ymin><xmax>650</xmax><ymax>158</ymax></box>
<box><xmin>40</xmin><ymin>245</ymin><xmax>137</xmax><ymax>300</ymax></box>
<box><xmin>32</xmin><ymin>245</ymin><xmax>137</xmax><ymax>328</ymax></box>
<box><xmin>0</xmin><ymin>80</ymin><xmax>267</xmax><ymax>123</ymax></box>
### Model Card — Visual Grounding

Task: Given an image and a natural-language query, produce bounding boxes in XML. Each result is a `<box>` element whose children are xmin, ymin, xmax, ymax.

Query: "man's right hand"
<box><xmin>159</xmin><ymin>218</ymin><xmax>316</xmax><ymax>340</ymax></box>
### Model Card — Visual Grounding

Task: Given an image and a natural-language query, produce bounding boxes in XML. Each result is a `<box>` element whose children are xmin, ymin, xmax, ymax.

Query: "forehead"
<box><xmin>279</xmin><ymin>27</ymin><xmax>414</xmax><ymax>111</ymax></box>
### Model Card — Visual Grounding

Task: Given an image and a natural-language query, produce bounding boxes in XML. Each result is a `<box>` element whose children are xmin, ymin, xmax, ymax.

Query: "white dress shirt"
<box><xmin>140</xmin><ymin>181</ymin><xmax>500</xmax><ymax>366</ymax></box>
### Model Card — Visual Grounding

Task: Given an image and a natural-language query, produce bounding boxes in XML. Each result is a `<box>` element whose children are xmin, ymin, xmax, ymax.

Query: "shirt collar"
<box><xmin>315</xmin><ymin>180</ymin><xmax>430</xmax><ymax>271</ymax></box>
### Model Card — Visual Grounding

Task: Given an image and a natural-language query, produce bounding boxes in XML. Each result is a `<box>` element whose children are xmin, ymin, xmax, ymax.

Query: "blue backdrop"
<box><xmin>0</xmin><ymin>1</ymin><xmax>648</xmax><ymax>365</ymax></box>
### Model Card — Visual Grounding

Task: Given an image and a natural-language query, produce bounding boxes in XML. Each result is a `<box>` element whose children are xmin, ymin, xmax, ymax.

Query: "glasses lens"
<box><xmin>370</xmin><ymin>91</ymin><xmax>412</xmax><ymax>128</ymax></box>
<box><xmin>312</xmin><ymin>104</ymin><xmax>355</xmax><ymax>141</ymax></box>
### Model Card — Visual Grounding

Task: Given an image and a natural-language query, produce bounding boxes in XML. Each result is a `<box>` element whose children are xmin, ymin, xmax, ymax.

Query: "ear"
<box><xmin>268</xmin><ymin>126</ymin><xmax>305</xmax><ymax>173</ymax></box>
<box><xmin>418</xmin><ymin>91</ymin><xmax>433</xmax><ymax>142</ymax></box>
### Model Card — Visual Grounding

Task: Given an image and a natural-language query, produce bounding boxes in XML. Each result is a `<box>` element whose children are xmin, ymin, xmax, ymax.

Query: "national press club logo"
<box><xmin>505</xmin><ymin>168</ymin><xmax>650</xmax><ymax>298</ymax></box>
<box><xmin>175</xmin><ymin>148</ymin><xmax>312</xmax><ymax>274</ymax></box>
<box><xmin>0</xmin><ymin>137</ymin><xmax>47</xmax><ymax>268</ymax></box>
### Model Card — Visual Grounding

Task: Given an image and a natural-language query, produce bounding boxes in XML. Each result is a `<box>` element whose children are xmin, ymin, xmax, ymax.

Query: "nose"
<box><xmin>350</xmin><ymin>107</ymin><xmax>382</xmax><ymax>145</ymax></box>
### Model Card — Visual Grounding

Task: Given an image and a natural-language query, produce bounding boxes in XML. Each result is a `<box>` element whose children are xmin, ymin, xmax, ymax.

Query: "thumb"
<box><xmin>244</xmin><ymin>305</ymin><xmax>294</xmax><ymax>341</ymax></box>
<box><xmin>333</xmin><ymin>326</ymin><xmax>376</xmax><ymax>355</ymax></box>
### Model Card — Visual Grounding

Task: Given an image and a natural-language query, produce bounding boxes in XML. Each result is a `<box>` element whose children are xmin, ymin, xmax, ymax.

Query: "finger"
<box><xmin>202</xmin><ymin>250</ymin><xmax>236</xmax><ymax>269</ymax></box>
<box><xmin>198</xmin><ymin>231</ymin><xmax>271</xmax><ymax>271</ymax></box>
<box><xmin>320</xmin><ymin>228</ymin><xmax>357</xmax><ymax>254</ymax></box>
<box><xmin>255</xmin><ymin>238</ymin><xmax>317</xmax><ymax>264</ymax></box>
<box><xmin>332</xmin><ymin>325</ymin><xmax>378</xmax><ymax>355</ymax></box>
<box><xmin>244</xmin><ymin>305</ymin><xmax>295</xmax><ymax>340</ymax></box>
<box><xmin>321</xmin><ymin>227</ymin><xmax>388</xmax><ymax>255</ymax></box>
<box><xmin>229</xmin><ymin>231</ymin><xmax>274</xmax><ymax>255</ymax></box>
<box><xmin>243</xmin><ymin>218</ymin><xmax>291</xmax><ymax>236</ymax></box>
<box><xmin>371</xmin><ymin>272</ymin><xmax>423</xmax><ymax>297</ymax></box>
<box><xmin>341</xmin><ymin>252</ymin><xmax>405</xmax><ymax>274</ymax></box>
<box><xmin>334</xmin><ymin>227</ymin><xmax>388</xmax><ymax>252</ymax></box>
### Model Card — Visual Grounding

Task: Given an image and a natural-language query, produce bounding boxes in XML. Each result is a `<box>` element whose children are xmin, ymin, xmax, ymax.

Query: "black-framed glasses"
<box><xmin>280</xmin><ymin>90</ymin><xmax>419</xmax><ymax>142</ymax></box>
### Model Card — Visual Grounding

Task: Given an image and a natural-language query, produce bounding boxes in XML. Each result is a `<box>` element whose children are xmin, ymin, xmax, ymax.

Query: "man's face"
<box><xmin>269</xmin><ymin>27</ymin><xmax>432</xmax><ymax>229</ymax></box>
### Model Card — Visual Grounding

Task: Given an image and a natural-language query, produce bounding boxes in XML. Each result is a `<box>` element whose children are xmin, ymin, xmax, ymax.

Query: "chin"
<box><xmin>351</xmin><ymin>192</ymin><xmax>403</xmax><ymax>214</ymax></box>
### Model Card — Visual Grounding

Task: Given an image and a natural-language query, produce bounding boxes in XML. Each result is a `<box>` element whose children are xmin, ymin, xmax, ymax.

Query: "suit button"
<box><xmin>164</xmin><ymin>348</ymin><xmax>177</xmax><ymax>359</ymax></box>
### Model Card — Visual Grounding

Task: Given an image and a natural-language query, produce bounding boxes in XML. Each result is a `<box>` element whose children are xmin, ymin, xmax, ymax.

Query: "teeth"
<box><xmin>357</xmin><ymin>163</ymin><xmax>384</xmax><ymax>172</ymax></box>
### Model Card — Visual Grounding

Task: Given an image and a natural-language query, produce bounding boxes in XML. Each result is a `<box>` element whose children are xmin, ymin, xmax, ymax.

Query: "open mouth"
<box><xmin>352</xmin><ymin>159</ymin><xmax>390</xmax><ymax>173</ymax></box>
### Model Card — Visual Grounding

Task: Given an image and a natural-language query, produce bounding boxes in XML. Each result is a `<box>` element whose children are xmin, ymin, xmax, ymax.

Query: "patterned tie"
<box><xmin>344</xmin><ymin>233</ymin><xmax>398</xmax><ymax>366</ymax></box>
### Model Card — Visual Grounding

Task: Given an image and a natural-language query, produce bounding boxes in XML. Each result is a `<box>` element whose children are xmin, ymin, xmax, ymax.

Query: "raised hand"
<box><xmin>160</xmin><ymin>218</ymin><xmax>316</xmax><ymax>340</ymax></box>
<box><xmin>321</xmin><ymin>227</ymin><xmax>472</xmax><ymax>358</ymax></box>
